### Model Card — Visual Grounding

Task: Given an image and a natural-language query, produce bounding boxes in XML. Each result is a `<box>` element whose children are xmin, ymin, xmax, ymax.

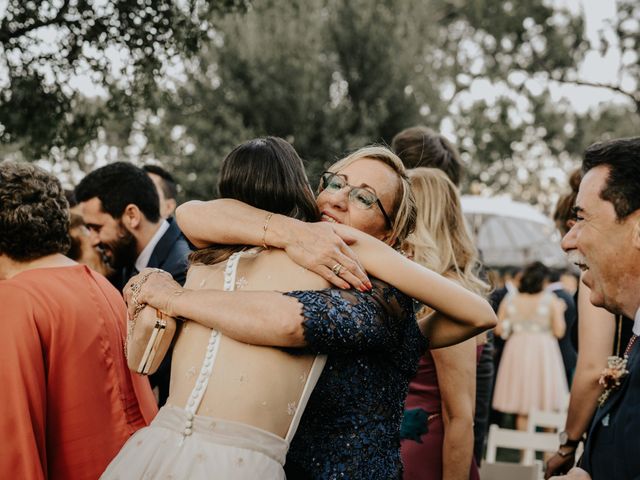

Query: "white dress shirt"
<box><xmin>135</xmin><ymin>220</ymin><xmax>170</xmax><ymax>273</ymax></box>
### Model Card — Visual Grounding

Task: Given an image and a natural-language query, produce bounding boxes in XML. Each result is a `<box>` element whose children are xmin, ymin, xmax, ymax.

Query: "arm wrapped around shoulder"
<box><xmin>126</xmin><ymin>306</ymin><xmax>177</xmax><ymax>375</ymax></box>
<box><xmin>284</xmin><ymin>278</ymin><xmax>425</xmax><ymax>356</ymax></box>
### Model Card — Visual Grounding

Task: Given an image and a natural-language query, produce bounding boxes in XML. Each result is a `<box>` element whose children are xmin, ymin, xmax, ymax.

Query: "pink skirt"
<box><xmin>492</xmin><ymin>332</ymin><xmax>568</xmax><ymax>415</ymax></box>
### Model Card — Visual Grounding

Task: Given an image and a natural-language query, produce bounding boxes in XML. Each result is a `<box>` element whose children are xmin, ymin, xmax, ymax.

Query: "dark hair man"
<box><xmin>391</xmin><ymin>125</ymin><xmax>464</xmax><ymax>187</ymax></box>
<box><xmin>554</xmin><ymin>137</ymin><xmax>640</xmax><ymax>480</ymax></box>
<box><xmin>75</xmin><ymin>161</ymin><xmax>191</xmax><ymax>405</ymax></box>
<box><xmin>143</xmin><ymin>164</ymin><xmax>178</xmax><ymax>218</ymax></box>
<box><xmin>0</xmin><ymin>162</ymin><xmax>156</xmax><ymax>478</ymax></box>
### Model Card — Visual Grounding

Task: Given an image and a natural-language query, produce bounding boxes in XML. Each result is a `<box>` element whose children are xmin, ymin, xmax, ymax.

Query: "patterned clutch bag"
<box><xmin>126</xmin><ymin>306</ymin><xmax>177</xmax><ymax>375</ymax></box>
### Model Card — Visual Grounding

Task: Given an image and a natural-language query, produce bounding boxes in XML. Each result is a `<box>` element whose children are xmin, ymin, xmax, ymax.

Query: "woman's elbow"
<box><xmin>477</xmin><ymin>302</ymin><xmax>497</xmax><ymax>330</ymax></box>
<box><xmin>175</xmin><ymin>202</ymin><xmax>209</xmax><ymax>248</ymax></box>
<box><xmin>279</xmin><ymin>322</ymin><xmax>306</xmax><ymax>347</ymax></box>
<box><xmin>175</xmin><ymin>200</ymin><xmax>196</xmax><ymax>226</ymax></box>
<box><xmin>443</xmin><ymin>412</ymin><xmax>475</xmax><ymax>432</ymax></box>
<box><xmin>276</xmin><ymin>306</ymin><xmax>307</xmax><ymax>347</ymax></box>
<box><xmin>578</xmin><ymin>364</ymin><xmax>607</xmax><ymax>385</ymax></box>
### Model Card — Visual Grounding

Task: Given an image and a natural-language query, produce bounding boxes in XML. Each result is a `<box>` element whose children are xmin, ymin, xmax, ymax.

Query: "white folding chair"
<box><xmin>527</xmin><ymin>409</ymin><xmax>583</xmax><ymax>459</ymax></box>
<box><xmin>480</xmin><ymin>460</ymin><xmax>542</xmax><ymax>480</ymax></box>
<box><xmin>485</xmin><ymin>424</ymin><xmax>559</xmax><ymax>465</ymax></box>
<box><xmin>527</xmin><ymin>409</ymin><xmax>566</xmax><ymax>433</ymax></box>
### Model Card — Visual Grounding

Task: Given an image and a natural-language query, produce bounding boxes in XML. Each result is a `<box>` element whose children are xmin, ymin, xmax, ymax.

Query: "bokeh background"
<box><xmin>1</xmin><ymin>0</ymin><xmax>638</xmax><ymax>211</ymax></box>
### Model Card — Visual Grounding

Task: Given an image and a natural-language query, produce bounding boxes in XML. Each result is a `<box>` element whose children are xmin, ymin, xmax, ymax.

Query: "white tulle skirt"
<box><xmin>101</xmin><ymin>404</ymin><xmax>288</xmax><ymax>479</ymax></box>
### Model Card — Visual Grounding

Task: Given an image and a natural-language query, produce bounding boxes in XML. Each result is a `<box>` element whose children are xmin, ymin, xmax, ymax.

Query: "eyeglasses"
<box><xmin>319</xmin><ymin>171</ymin><xmax>392</xmax><ymax>228</ymax></box>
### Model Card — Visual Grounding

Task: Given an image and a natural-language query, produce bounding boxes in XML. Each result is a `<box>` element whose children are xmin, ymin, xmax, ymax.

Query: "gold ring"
<box><xmin>332</xmin><ymin>263</ymin><xmax>343</xmax><ymax>276</ymax></box>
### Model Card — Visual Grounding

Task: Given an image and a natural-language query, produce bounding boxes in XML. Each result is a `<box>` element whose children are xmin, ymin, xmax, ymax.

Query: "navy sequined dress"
<box><xmin>283</xmin><ymin>279</ymin><xmax>428</xmax><ymax>480</ymax></box>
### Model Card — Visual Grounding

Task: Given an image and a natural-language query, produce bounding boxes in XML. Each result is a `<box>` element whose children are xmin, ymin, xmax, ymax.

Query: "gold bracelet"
<box><xmin>262</xmin><ymin>213</ymin><xmax>274</xmax><ymax>249</ymax></box>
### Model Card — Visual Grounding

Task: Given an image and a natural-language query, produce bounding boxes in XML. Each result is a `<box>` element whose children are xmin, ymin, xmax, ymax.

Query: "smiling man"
<box><xmin>554</xmin><ymin>137</ymin><xmax>640</xmax><ymax>480</ymax></box>
<box><xmin>74</xmin><ymin>161</ymin><xmax>191</xmax><ymax>406</ymax></box>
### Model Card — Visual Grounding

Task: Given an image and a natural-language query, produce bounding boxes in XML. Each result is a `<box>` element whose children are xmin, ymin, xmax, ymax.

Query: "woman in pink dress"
<box><xmin>492</xmin><ymin>261</ymin><xmax>568</xmax><ymax>431</ymax></box>
<box><xmin>401</xmin><ymin>168</ymin><xmax>489</xmax><ymax>480</ymax></box>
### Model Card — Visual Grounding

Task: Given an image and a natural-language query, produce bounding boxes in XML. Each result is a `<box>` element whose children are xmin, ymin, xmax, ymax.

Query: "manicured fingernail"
<box><xmin>366</xmin><ymin>281</ymin><xmax>373</xmax><ymax>290</ymax></box>
<box><xmin>342</xmin><ymin>282</ymin><xmax>350</xmax><ymax>289</ymax></box>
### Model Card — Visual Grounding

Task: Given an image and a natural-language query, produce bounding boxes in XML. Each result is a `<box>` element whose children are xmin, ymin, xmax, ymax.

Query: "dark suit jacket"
<box><xmin>128</xmin><ymin>219</ymin><xmax>192</xmax><ymax>406</ymax></box>
<box><xmin>581</xmin><ymin>337</ymin><xmax>640</xmax><ymax>479</ymax></box>
<box><xmin>112</xmin><ymin>219</ymin><xmax>191</xmax><ymax>292</ymax></box>
<box><xmin>146</xmin><ymin>218</ymin><xmax>191</xmax><ymax>285</ymax></box>
<box><xmin>551</xmin><ymin>287</ymin><xmax>577</xmax><ymax>384</ymax></box>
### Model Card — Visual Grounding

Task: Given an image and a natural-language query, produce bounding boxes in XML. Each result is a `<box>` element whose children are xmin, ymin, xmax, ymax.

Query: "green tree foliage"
<box><xmin>136</xmin><ymin>0</ymin><xmax>437</xmax><ymax>199</ymax></box>
<box><xmin>139</xmin><ymin>0</ymin><xmax>638</xmax><ymax>203</ymax></box>
<box><xmin>3</xmin><ymin>0</ymin><xmax>639</xmax><ymax>210</ymax></box>
<box><xmin>435</xmin><ymin>0</ymin><xmax>639</xmax><ymax>207</ymax></box>
<box><xmin>0</xmin><ymin>0</ymin><xmax>247</xmax><ymax>159</ymax></box>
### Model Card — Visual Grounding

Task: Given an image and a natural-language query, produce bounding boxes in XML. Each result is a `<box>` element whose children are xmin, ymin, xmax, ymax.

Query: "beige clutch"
<box><xmin>126</xmin><ymin>306</ymin><xmax>177</xmax><ymax>375</ymax></box>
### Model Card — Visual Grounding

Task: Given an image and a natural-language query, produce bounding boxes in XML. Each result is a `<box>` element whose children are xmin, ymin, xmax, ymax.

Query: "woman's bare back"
<box><xmin>168</xmin><ymin>248</ymin><xmax>329</xmax><ymax>437</ymax></box>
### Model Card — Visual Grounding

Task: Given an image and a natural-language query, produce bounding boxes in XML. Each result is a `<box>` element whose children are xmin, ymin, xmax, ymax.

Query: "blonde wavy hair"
<box><xmin>403</xmin><ymin>167</ymin><xmax>488</xmax><ymax>296</ymax></box>
<box><xmin>328</xmin><ymin>146</ymin><xmax>416</xmax><ymax>249</ymax></box>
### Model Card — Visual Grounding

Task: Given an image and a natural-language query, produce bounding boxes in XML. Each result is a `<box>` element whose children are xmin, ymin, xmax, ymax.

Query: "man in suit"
<box><xmin>551</xmin><ymin>137</ymin><xmax>640</xmax><ymax>480</ymax></box>
<box><xmin>75</xmin><ymin>161</ymin><xmax>191</xmax><ymax>406</ymax></box>
<box><xmin>547</xmin><ymin>268</ymin><xmax>578</xmax><ymax>385</ymax></box>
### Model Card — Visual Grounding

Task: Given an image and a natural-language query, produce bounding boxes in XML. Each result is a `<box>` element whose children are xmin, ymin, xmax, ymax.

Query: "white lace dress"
<box><xmin>101</xmin><ymin>251</ymin><xmax>326</xmax><ymax>479</ymax></box>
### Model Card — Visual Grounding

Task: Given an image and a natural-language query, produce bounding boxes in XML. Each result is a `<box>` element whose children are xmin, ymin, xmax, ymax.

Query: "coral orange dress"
<box><xmin>0</xmin><ymin>265</ymin><xmax>157</xmax><ymax>480</ymax></box>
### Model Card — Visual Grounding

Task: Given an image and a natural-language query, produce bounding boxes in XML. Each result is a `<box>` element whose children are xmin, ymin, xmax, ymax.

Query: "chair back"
<box><xmin>527</xmin><ymin>409</ymin><xmax>566</xmax><ymax>433</ymax></box>
<box><xmin>479</xmin><ymin>460</ymin><xmax>542</xmax><ymax>480</ymax></box>
<box><xmin>485</xmin><ymin>424</ymin><xmax>558</xmax><ymax>465</ymax></box>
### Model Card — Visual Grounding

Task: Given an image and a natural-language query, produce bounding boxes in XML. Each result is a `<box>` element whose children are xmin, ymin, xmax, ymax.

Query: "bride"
<box><xmin>103</xmin><ymin>138</ymin><xmax>496</xmax><ymax>479</ymax></box>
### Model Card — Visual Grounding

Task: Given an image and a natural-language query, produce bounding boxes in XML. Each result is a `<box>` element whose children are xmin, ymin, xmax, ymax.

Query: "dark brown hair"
<box><xmin>518</xmin><ymin>261</ymin><xmax>549</xmax><ymax>294</ymax></box>
<box><xmin>0</xmin><ymin>162</ymin><xmax>71</xmax><ymax>261</ymax></box>
<box><xmin>391</xmin><ymin>125</ymin><xmax>463</xmax><ymax>186</ymax></box>
<box><xmin>583</xmin><ymin>136</ymin><xmax>640</xmax><ymax>220</ymax></box>
<box><xmin>143</xmin><ymin>164</ymin><xmax>178</xmax><ymax>200</ymax></box>
<box><xmin>75</xmin><ymin>161</ymin><xmax>160</xmax><ymax>223</ymax></box>
<box><xmin>553</xmin><ymin>168</ymin><xmax>582</xmax><ymax>236</ymax></box>
<box><xmin>189</xmin><ymin>137</ymin><xmax>320</xmax><ymax>265</ymax></box>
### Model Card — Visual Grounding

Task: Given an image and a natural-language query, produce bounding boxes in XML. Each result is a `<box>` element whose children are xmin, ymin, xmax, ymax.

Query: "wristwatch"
<box><xmin>557</xmin><ymin>430</ymin><xmax>581</xmax><ymax>456</ymax></box>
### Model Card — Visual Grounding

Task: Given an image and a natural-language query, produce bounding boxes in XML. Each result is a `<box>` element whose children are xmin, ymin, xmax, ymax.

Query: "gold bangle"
<box><xmin>262</xmin><ymin>213</ymin><xmax>274</xmax><ymax>249</ymax></box>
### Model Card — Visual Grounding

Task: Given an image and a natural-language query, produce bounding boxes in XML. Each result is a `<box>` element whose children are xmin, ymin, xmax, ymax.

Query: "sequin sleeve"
<box><xmin>283</xmin><ymin>278</ymin><xmax>412</xmax><ymax>355</ymax></box>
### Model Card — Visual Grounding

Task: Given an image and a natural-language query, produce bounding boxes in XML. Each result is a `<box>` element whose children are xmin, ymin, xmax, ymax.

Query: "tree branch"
<box><xmin>0</xmin><ymin>0</ymin><xmax>72</xmax><ymax>45</ymax></box>
<box><xmin>560</xmin><ymin>78</ymin><xmax>640</xmax><ymax>113</ymax></box>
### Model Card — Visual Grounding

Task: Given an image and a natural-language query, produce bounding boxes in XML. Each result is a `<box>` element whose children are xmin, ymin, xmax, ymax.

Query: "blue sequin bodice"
<box><xmin>283</xmin><ymin>279</ymin><xmax>427</xmax><ymax>479</ymax></box>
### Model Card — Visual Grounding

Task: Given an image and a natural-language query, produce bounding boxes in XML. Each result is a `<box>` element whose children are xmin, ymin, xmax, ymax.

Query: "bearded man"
<box><xmin>75</xmin><ymin>161</ymin><xmax>191</xmax><ymax>405</ymax></box>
